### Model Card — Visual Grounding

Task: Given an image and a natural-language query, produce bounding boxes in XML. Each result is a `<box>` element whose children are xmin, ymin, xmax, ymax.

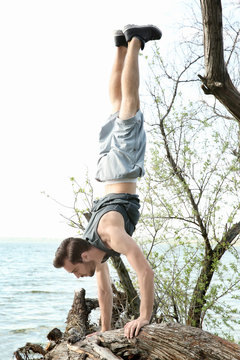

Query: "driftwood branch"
<box><xmin>46</xmin><ymin>323</ymin><xmax>240</xmax><ymax>360</ymax></box>
<box><xmin>65</xmin><ymin>288</ymin><xmax>99</xmax><ymax>343</ymax></box>
<box><xmin>81</xmin><ymin>324</ymin><xmax>240</xmax><ymax>360</ymax></box>
<box><xmin>14</xmin><ymin>289</ymin><xmax>240</xmax><ymax>360</ymax></box>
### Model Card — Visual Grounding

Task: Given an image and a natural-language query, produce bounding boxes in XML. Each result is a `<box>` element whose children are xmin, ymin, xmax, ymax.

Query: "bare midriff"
<box><xmin>104</xmin><ymin>182</ymin><xmax>137</xmax><ymax>195</ymax></box>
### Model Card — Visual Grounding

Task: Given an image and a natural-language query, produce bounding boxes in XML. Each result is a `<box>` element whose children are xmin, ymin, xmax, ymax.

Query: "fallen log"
<box><xmin>14</xmin><ymin>289</ymin><xmax>240</xmax><ymax>360</ymax></box>
<box><xmin>45</xmin><ymin>323</ymin><xmax>240</xmax><ymax>360</ymax></box>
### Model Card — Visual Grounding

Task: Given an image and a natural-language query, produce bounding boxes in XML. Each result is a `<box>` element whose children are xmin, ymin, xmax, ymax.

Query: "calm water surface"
<box><xmin>0</xmin><ymin>239</ymin><xmax>99</xmax><ymax>360</ymax></box>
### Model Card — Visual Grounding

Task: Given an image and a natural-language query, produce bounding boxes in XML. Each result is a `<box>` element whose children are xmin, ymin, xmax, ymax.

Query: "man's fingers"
<box><xmin>124</xmin><ymin>323</ymin><xmax>130</xmax><ymax>338</ymax></box>
<box><xmin>124</xmin><ymin>323</ymin><xmax>132</xmax><ymax>339</ymax></box>
<box><xmin>135</xmin><ymin>323</ymin><xmax>141</xmax><ymax>337</ymax></box>
<box><xmin>124</xmin><ymin>322</ymin><xmax>137</xmax><ymax>339</ymax></box>
<box><xmin>129</xmin><ymin>325</ymin><xmax>136</xmax><ymax>339</ymax></box>
<box><xmin>124</xmin><ymin>318</ymin><xmax>149</xmax><ymax>339</ymax></box>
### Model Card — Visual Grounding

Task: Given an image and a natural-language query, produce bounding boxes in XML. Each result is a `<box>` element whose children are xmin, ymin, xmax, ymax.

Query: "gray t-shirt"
<box><xmin>82</xmin><ymin>193</ymin><xmax>140</xmax><ymax>262</ymax></box>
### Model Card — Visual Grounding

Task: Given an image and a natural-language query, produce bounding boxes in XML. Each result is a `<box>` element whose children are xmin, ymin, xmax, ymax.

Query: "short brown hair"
<box><xmin>53</xmin><ymin>237</ymin><xmax>92</xmax><ymax>268</ymax></box>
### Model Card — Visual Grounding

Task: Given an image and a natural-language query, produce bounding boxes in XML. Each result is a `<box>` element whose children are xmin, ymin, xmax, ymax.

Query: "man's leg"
<box><xmin>119</xmin><ymin>38</ymin><xmax>141</xmax><ymax>120</ymax></box>
<box><xmin>109</xmin><ymin>46</ymin><xmax>127</xmax><ymax>114</ymax></box>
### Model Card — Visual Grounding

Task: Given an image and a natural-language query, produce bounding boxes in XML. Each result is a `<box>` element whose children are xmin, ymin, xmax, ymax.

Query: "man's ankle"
<box><xmin>128</xmin><ymin>37</ymin><xmax>141</xmax><ymax>50</ymax></box>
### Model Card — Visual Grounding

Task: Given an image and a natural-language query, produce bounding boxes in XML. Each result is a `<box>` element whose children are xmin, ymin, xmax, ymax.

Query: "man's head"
<box><xmin>53</xmin><ymin>237</ymin><xmax>96</xmax><ymax>278</ymax></box>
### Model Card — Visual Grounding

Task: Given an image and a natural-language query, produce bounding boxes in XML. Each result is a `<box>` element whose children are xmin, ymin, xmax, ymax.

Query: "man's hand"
<box><xmin>124</xmin><ymin>317</ymin><xmax>149</xmax><ymax>339</ymax></box>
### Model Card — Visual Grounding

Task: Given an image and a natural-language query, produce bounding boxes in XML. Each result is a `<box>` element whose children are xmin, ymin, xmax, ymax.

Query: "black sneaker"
<box><xmin>123</xmin><ymin>24</ymin><xmax>162</xmax><ymax>50</ymax></box>
<box><xmin>114</xmin><ymin>30</ymin><xmax>128</xmax><ymax>47</ymax></box>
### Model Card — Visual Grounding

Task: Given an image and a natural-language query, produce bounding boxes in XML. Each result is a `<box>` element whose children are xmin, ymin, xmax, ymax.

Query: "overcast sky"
<box><xmin>1</xmin><ymin>0</ymin><xmax>237</xmax><ymax>239</ymax></box>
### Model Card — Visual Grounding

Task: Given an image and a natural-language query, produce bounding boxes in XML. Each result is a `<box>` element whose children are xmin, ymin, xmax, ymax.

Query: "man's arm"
<box><xmin>98</xmin><ymin>211</ymin><xmax>154</xmax><ymax>338</ymax></box>
<box><xmin>123</xmin><ymin>240</ymin><xmax>154</xmax><ymax>338</ymax></box>
<box><xmin>95</xmin><ymin>262</ymin><xmax>113</xmax><ymax>332</ymax></box>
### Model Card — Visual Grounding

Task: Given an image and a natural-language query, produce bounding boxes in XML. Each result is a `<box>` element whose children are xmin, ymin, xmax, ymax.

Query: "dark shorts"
<box><xmin>95</xmin><ymin>110</ymin><xmax>146</xmax><ymax>182</ymax></box>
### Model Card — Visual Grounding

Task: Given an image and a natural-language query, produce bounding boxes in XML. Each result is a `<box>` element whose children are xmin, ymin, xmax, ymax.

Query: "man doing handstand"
<box><xmin>53</xmin><ymin>24</ymin><xmax>162</xmax><ymax>339</ymax></box>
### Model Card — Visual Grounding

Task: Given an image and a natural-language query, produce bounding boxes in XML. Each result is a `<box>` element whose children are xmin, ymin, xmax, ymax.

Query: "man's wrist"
<box><xmin>139</xmin><ymin>315</ymin><xmax>150</xmax><ymax>323</ymax></box>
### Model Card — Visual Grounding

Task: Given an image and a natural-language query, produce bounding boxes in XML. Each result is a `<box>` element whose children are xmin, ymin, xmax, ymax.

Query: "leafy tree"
<box><xmin>135</xmin><ymin>0</ymin><xmax>240</xmax><ymax>339</ymax></box>
<box><xmin>52</xmin><ymin>0</ymin><xmax>240</xmax><ymax>342</ymax></box>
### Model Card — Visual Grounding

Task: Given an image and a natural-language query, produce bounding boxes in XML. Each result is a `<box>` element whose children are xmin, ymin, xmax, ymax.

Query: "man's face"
<box><xmin>63</xmin><ymin>258</ymin><xmax>96</xmax><ymax>278</ymax></box>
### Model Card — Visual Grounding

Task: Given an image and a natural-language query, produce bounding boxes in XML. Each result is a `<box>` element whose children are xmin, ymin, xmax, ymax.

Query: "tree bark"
<box><xmin>65</xmin><ymin>288</ymin><xmax>99</xmax><ymax>343</ymax></box>
<box><xmin>46</xmin><ymin>323</ymin><xmax>240</xmax><ymax>360</ymax></box>
<box><xmin>199</xmin><ymin>0</ymin><xmax>240</xmax><ymax>123</ymax></box>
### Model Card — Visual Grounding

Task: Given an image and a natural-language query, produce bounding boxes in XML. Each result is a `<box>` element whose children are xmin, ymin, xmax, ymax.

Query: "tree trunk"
<box><xmin>187</xmin><ymin>255</ymin><xmax>214</xmax><ymax>327</ymax></box>
<box><xmin>187</xmin><ymin>221</ymin><xmax>240</xmax><ymax>327</ymax></box>
<box><xmin>199</xmin><ymin>0</ymin><xmax>240</xmax><ymax>123</ymax></box>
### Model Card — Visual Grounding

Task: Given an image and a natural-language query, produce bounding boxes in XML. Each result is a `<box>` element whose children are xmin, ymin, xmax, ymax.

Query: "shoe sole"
<box><xmin>114</xmin><ymin>29</ymin><xmax>128</xmax><ymax>47</ymax></box>
<box><xmin>123</xmin><ymin>24</ymin><xmax>162</xmax><ymax>40</ymax></box>
<box><xmin>114</xmin><ymin>30</ymin><xmax>124</xmax><ymax>36</ymax></box>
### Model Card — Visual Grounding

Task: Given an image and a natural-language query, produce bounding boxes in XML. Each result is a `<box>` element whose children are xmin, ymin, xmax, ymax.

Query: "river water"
<box><xmin>0</xmin><ymin>238</ymin><xmax>100</xmax><ymax>360</ymax></box>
